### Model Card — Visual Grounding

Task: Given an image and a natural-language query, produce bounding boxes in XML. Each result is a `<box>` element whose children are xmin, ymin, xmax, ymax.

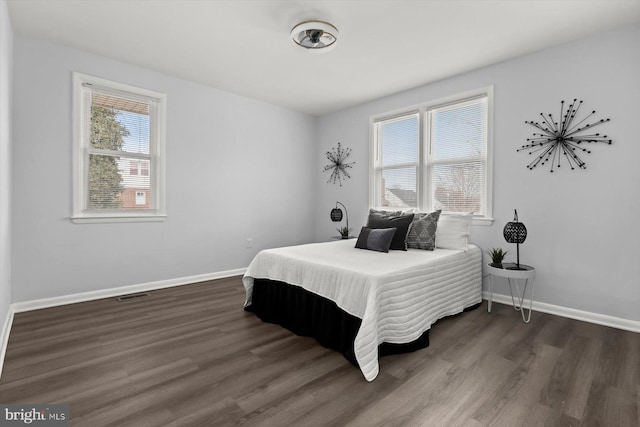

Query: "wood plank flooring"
<box><xmin>0</xmin><ymin>276</ymin><xmax>638</xmax><ymax>426</ymax></box>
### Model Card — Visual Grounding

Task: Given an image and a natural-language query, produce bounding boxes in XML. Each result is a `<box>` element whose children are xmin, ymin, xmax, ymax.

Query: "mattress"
<box><xmin>243</xmin><ymin>239</ymin><xmax>482</xmax><ymax>381</ymax></box>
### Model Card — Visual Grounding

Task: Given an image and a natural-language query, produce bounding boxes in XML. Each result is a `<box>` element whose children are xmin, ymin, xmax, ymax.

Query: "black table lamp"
<box><xmin>330</xmin><ymin>202</ymin><xmax>350</xmax><ymax>239</ymax></box>
<box><xmin>503</xmin><ymin>209</ymin><xmax>527</xmax><ymax>270</ymax></box>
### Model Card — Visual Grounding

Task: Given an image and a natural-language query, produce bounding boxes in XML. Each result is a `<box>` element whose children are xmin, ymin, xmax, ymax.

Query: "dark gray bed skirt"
<box><xmin>245</xmin><ymin>278</ymin><xmax>480</xmax><ymax>368</ymax></box>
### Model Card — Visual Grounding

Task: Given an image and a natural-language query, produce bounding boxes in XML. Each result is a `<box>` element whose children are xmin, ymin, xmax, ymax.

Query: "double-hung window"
<box><xmin>72</xmin><ymin>73</ymin><xmax>166</xmax><ymax>223</ymax></box>
<box><xmin>371</xmin><ymin>87</ymin><xmax>493</xmax><ymax>223</ymax></box>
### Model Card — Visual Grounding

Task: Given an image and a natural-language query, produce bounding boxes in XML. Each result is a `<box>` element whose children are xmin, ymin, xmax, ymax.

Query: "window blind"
<box><xmin>377</xmin><ymin>114</ymin><xmax>419</xmax><ymax>208</ymax></box>
<box><xmin>87</xmin><ymin>90</ymin><xmax>152</xmax><ymax>210</ymax></box>
<box><xmin>429</xmin><ymin>97</ymin><xmax>487</xmax><ymax>215</ymax></box>
<box><xmin>371</xmin><ymin>90</ymin><xmax>491</xmax><ymax>218</ymax></box>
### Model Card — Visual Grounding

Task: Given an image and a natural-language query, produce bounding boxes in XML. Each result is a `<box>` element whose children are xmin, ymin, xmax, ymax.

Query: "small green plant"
<box><xmin>485</xmin><ymin>247</ymin><xmax>508</xmax><ymax>266</ymax></box>
<box><xmin>337</xmin><ymin>226</ymin><xmax>352</xmax><ymax>238</ymax></box>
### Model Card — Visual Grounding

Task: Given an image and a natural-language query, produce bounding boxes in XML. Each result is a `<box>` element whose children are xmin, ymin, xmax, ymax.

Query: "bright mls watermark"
<box><xmin>0</xmin><ymin>405</ymin><xmax>68</xmax><ymax>426</ymax></box>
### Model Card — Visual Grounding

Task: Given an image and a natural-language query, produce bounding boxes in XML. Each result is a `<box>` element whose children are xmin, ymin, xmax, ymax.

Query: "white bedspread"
<box><xmin>243</xmin><ymin>239</ymin><xmax>482</xmax><ymax>381</ymax></box>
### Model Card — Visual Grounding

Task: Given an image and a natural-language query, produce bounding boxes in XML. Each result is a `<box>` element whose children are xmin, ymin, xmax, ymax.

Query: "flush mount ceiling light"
<box><xmin>290</xmin><ymin>20</ymin><xmax>339</xmax><ymax>52</ymax></box>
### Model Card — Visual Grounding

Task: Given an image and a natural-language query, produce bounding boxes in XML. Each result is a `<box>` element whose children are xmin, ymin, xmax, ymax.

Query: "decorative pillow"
<box><xmin>436</xmin><ymin>213</ymin><xmax>473</xmax><ymax>250</ymax></box>
<box><xmin>355</xmin><ymin>227</ymin><xmax>397</xmax><ymax>253</ymax></box>
<box><xmin>406</xmin><ymin>210</ymin><xmax>442</xmax><ymax>250</ymax></box>
<box><xmin>366</xmin><ymin>211</ymin><xmax>415</xmax><ymax>251</ymax></box>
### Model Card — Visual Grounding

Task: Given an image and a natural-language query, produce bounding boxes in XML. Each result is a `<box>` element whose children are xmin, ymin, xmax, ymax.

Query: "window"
<box><xmin>371</xmin><ymin>87</ymin><xmax>493</xmax><ymax>223</ymax></box>
<box><xmin>72</xmin><ymin>73</ymin><xmax>166</xmax><ymax>223</ymax></box>
<box><xmin>129</xmin><ymin>160</ymin><xmax>139</xmax><ymax>176</ymax></box>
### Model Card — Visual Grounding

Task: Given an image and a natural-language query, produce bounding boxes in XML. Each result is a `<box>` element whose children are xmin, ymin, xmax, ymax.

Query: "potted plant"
<box><xmin>337</xmin><ymin>226</ymin><xmax>352</xmax><ymax>239</ymax></box>
<box><xmin>486</xmin><ymin>248</ymin><xmax>508</xmax><ymax>268</ymax></box>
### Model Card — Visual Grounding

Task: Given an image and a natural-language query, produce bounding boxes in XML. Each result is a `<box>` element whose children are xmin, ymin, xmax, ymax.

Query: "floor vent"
<box><xmin>116</xmin><ymin>292</ymin><xmax>150</xmax><ymax>302</ymax></box>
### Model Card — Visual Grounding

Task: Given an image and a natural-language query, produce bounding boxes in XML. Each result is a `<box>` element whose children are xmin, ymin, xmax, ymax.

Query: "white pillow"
<box><xmin>436</xmin><ymin>213</ymin><xmax>473</xmax><ymax>250</ymax></box>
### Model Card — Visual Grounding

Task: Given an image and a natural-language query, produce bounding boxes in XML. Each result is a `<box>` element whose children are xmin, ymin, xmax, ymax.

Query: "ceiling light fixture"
<box><xmin>290</xmin><ymin>20</ymin><xmax>339</xmax><ymax>52</ymax></box>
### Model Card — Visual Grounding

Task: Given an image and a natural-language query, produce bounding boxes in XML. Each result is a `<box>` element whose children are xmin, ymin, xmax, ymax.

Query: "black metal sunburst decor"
<box><xmin>323</xmin><ymin>142</ymin><xmax>355</xmax><ymax>186</ymax></box>
<box><xmin>519</xmin><ymin>99</ymin><xmax>612</xmax><ymax>172</ymax></box>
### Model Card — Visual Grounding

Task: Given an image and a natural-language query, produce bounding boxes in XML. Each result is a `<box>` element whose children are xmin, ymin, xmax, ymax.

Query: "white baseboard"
<box><xmin>11</xmin><ymin>268</ymin><xmax>246</xmax><ymax>313</ymax></box>
<box><xmin>0</xmin><ymin>305</ymin><xmax>14</xmax><ymax>381</ymax></box>
<box><xmin>483</xmin><ymin>291</ymin><xmax>640</xmax><ymax>333</ymax></box>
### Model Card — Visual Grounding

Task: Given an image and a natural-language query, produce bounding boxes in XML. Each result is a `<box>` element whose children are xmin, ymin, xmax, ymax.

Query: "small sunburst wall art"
<box><xmin>518</xmin><ymin>99</ymin><xmax>612</xmax><ymax>172</ymax></box>
<box><xmin>323</xmin><ymin>142</ymin><xmax>355</xmax><ymax>186</ymax></box>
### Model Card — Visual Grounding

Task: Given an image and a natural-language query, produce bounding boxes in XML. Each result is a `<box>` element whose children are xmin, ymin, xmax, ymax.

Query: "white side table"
<box><xmin>487</xmin><ymin>263</ymin><xmax>536</xmax><ymax>323</ymax></box>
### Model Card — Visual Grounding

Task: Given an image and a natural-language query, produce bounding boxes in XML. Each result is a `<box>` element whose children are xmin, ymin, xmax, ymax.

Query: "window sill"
<box><xmin>70</xmin><ymin>214</ymin><xmax>167</xmax><ymax>224</ymax></box>
<box><xmin>472</xmin><ymin>217</ymin><xmax>494</xmax><ymax>226</ymax></box>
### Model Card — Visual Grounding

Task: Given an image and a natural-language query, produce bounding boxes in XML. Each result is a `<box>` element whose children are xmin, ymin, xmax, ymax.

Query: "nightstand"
<box><xmin>487</xmin><ymin>263</ymin><xmax>536</xmax><ymax>323</ymax></box>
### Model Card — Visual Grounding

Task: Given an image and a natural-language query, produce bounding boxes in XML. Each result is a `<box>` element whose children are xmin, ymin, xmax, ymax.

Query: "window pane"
<box><xmin>381</xmin><ymin>167</ymin><xmax>417</xmax><ymax>208</ymax></box>
<box><xmin>431</xmin><ymin>162</ymin><xmax>483</xmax><ymax>214</ymax></box>
<box><xmin>91</xmin><ymin>92</ymin><xmax>150</xmax><ymax>155</ymax></box>
<box><xmin>129</xmin><ymin>159</ymin><xmax>139</xmax><ymax>175</ymax></box>
<box><xmin>429</xmin><ymin>96</ymin><xmax>487</xmax><ymax>216</ymax></box>
<box><xmin>88</xmin><ymin>91</ymin><xmax>153</xmax><ymax>211</ymax></box>
<box><xmin>87</xmin><ymin>154</ymin><xmax>152</xmax><ymax>210</ymax></box>
<box><xmin>431</xmin><ymin>100</ymin><xmax>486</xmax><ymax>161</ymax></box>
<box><xmin>381</xmin><ymin>115</ymin><xmax>418</xmax><ymax>166</ymax></box>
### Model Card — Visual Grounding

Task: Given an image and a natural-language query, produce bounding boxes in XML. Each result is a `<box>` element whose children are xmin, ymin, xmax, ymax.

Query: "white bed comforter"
<box><xmin>242</xmin><ymin>239</ymin><xmax>482</xmax><ymax>381</ymax></box>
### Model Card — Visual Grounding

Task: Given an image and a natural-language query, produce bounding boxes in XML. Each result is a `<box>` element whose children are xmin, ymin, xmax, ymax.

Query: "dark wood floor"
<box><xmin>0</xmin><ymin>276</ymin><xmax>637</xmax><ymax>426</ymax></box>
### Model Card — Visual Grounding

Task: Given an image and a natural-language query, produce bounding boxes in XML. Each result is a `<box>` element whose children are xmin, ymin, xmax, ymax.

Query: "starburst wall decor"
<box><xmin>323</xmin><ymin>142</ymin><xmax>355</xmax><ymax>186</ymax></box>
<box><xmin>518</xmin><ymin>99</ymin><xmax>612</xmax><ymax>172</ymax></box>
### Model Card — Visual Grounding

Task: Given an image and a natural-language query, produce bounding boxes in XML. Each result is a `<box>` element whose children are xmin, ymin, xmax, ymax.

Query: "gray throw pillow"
<box><xmin>407</xmin><ymin>210</ymin><xmax>442</xmax><ymax>250</ymax></box>
<box><xmin>355</xmin><ymin>227</ymin><xmax>397</xmax><ymax>253</ymax></box>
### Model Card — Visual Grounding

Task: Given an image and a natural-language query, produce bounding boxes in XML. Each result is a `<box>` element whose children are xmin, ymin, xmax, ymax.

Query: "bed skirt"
<box><xmin>245</xmin><ymin>279</ymin><xmax>477</xmax><ymax>367</ymax></box>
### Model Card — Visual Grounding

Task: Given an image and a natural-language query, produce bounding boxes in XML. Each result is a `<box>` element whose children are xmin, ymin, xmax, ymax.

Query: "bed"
<box><xmin>242</xmin><ymin>238</ymin><xmax>482</xmax><ymax>381</ymax></box>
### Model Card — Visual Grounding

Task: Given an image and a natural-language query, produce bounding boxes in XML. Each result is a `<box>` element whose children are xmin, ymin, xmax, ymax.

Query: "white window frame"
<box><xmin>71</xmin><ymin>72</ymin><xmax>167</xmax><ymax>223</ymax></box>
<box><xmin>369</xmin><ymin>86</ymin><xmax>494</xmax><ymax>225</ymax></box>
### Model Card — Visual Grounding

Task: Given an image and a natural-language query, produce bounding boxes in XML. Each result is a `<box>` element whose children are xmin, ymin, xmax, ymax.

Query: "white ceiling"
<box><xmin>7</xmin><ymin>0</ymin><xmax>640</xmax><ymax>116</ymax></box>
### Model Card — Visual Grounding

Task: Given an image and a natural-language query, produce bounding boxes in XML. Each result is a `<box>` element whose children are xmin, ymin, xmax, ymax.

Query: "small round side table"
<box><xmin>487</xmin><ymin>263</ymin><xmax>536</xmax><ymax>323</ymax></box>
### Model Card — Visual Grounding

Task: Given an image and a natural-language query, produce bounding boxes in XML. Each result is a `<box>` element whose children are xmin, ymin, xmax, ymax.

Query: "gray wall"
<box><xmin>7</xmin><ymin>19</ymin><xmax>640</xmax><ymax>325</ymax></box>
<box><xmin>11</xmin><ymin>36</ymin><xmax>317</xmax><ymax>302</ymax></box>
<box><xmin>314</xmin><ymin>24</ymin><xmax>640</xmax><ymax>322</ymax></box>
<box><xmin>0</xmin><ymin>0</ymin><xmax>12</xmax><ymax>330</ymax></box>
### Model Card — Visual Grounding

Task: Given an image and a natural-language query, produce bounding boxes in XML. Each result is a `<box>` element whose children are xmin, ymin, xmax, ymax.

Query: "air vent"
<box><xmin>116</xmin><ymin>292</ymin><xmax>150</xmax><ymax>302</ymax></box>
